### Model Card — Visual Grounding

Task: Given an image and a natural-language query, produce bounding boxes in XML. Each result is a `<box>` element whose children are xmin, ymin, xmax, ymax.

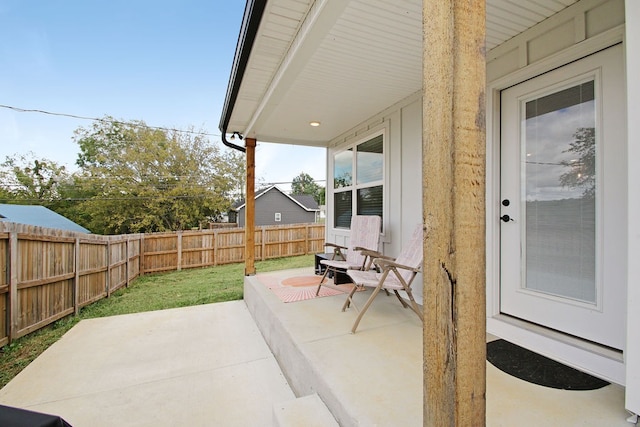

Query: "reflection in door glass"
<box><xmin>523</xmin><ymin>81</ymin><xmax>596</xmax><ymax>303</ymax></box>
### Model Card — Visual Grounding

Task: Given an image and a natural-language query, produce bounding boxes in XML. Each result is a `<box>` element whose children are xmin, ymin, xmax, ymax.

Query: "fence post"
<box><xmin>8</xmin><ymin>232</ymin><xmax>18</xmax><ymax>343</ymax></box>
<box><xmin>106</xmin><ymin>239</ymin><xmax>111</xmax><ymax>297</ymax></box>
<box><xmin>261</xmin><ymin>226</ymin><xmax>266</xmax><ymax>261</ymax></box>
<box><xmin>126</xmin><ymin>237</ymin><xmax>130</xmax><ymax>288</ymax></box>
<box><xmin>305</xmin><ymin>224</ymin><xmax>310</xmax><ymax>255</ymax></box>
<box><xmin>74</xmin><ymin>238</ymin><xmax>80</xmax><ymax>315</ymax></box>
<box><xmin>177</xmin><ymin>231</ymin><xmax>183</xmax><ymax>271</ymax></box>
<box><xmin>213</xmin><ymin>229</ymin><xmax>219</xmax><ymax>266</ymax></box>
<box><xmin>140</xmin><ymin>234</ymin><xmax>145</xmax><ymax>275</ymax></box>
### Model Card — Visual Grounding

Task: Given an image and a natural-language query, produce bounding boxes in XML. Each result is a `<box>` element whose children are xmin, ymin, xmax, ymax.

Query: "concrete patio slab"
<box><xmin>0</xmin><ymin>301</ymin><xmax>296</xmax><ymax>426</ymax></box>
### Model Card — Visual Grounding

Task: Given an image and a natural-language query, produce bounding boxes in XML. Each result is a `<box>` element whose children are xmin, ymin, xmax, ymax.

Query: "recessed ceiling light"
<box><xmin>309</xmin><ymin>121</ymin><xmax>321</xmax><ymax>127</ymax></box>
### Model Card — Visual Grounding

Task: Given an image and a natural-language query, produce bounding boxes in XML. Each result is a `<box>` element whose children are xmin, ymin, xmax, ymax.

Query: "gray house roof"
<box><xmin>0</xmin><ymin>204</ymin><xmax>90</xmax><ymax>233</ymax></box>
<box><xmin>232</xmin><ymin>185</ymin><xmax>319</xmax><ymax>212</ymax></box>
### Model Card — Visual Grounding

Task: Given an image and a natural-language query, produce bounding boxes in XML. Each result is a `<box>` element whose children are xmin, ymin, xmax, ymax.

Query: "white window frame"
<box><xmin>329</xmin><ymin>124</ymin><xmax>389</xmax><ymax>237</ymax></box>
<box><xmin>274</xmin><ymin>212</ymin><xmax>281</xmax><ymax>222</ymax></box>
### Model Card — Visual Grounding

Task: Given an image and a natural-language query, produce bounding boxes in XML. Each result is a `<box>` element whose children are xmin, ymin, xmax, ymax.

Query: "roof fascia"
<box><xmin>218</xmin><ymin>0</ymin><xmax>268</xmax><ymax>136</ymax></box>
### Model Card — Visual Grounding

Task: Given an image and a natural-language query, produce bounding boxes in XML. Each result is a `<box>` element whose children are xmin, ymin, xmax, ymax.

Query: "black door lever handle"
<box><xmin>500</xmin><ymin>214</ymin><xmax>514</xmax><ymax>222</ymax></box>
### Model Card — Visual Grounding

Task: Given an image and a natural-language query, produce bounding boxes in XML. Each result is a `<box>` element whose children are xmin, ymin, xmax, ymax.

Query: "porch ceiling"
<box><xmin>222</xmin><ymin>0</ymin><xmax>578</xmax><ymax>147</ymax></box>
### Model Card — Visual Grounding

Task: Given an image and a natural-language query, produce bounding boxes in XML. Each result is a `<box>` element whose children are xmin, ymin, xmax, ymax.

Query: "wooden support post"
<box><xmin>422</xmin><ymin>0</ymin><xmax>487</xmax><ymax>425</ymax></box>
<box><xmin>245</xmin><ymin>138</ymin><xmax>257</xmax><ymax>275</ymax></box>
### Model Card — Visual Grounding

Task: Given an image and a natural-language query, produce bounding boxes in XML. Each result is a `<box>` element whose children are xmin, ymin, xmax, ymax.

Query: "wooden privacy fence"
<box><xmin>0</xmin><ymin>222</ymin><xmax>325</xmax><ymax>345</ymax></box>
<box><xmin>142</xmin><ymin>223</ymin><xmax>325</xmax><ymax>273</ymax></box>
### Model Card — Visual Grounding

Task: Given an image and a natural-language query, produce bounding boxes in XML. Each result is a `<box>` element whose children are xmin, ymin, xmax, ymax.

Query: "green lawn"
<box><xmin>0</xmin><ymin>254</ymin><xmax>314</xmax><ymax>389</ymax></box>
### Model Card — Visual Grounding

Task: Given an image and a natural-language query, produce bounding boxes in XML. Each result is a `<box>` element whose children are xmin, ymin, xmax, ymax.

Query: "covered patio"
<box><xmin>0</xmin><ymin>267</ymin><xmax>629</xmax><ymax>426</ymax></box>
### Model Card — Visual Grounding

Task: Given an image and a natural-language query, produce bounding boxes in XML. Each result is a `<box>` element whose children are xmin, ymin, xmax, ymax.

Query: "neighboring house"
<box><xmin>219</xmin><ymin>0</ymin><xmax>640</xmax><ymax>415</ymax></box>
<box><xmin>230</xmin><ymin>185</ymin><xmax>320</xmax><ymax>227</ymax></box>
<box><xmin>0</xmin><ymin>204</ymin><xmax>90</xmax><ymax>233</ymax></box>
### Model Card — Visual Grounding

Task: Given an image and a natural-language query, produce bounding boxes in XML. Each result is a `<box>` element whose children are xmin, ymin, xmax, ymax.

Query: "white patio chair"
<box><xmin>316</xmin><ymin>215</ymin><xmax>382</xmax><ymax>296</ymax></box>
<box><xmin>343</xmin><ymin>224</ymin><xmax>424</xmax><ymax>333</ymax></box>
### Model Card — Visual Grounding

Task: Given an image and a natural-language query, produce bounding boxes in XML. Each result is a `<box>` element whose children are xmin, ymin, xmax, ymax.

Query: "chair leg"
<box><xmin>404</xmin><ymin>289</ymin><xmax>424</xmax><ymax>321</ymax></box>
<box><xmin>341</xmin><ymin>283</ymin><xmax>360</xmax><ymax>312</ymax></box>
<box><xmin>351</xmin><ymin>285</ymin><xmax>384</xmax><ymax>334</ymax></box>
<box><xmin>315</xmin><ymin>267</ymin><xmax>331</xmax><ymax>296</ymax></box>
<box><xmin>392</xmin><ymin>290</ymin><xmax>410</xmax><ymax>308</ymax></box>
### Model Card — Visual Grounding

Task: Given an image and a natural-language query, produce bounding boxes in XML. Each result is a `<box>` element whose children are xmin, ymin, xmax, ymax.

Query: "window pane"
<box><xmin>334</xmin><ymin>191</ymin><xmax>352</xmax><ymax>228</ymax></box>
<box><xmin>357</xmin><ymin>185</ymin><xmax>383</xmax><ymax>223</ymax></box>
<box><xmin>524</xmin><ymin>81</ymin><xmax>596</xmax><ymax>303</ymax></box>
<box><xmin>334</xmin><ymin>149</ymin><xmax>353</xmax><ymax>188</ymax></box>
<box><xmin>356</xmin><ymin>135</ymin><xmax>383</xmax><ymax>184</ymax></box>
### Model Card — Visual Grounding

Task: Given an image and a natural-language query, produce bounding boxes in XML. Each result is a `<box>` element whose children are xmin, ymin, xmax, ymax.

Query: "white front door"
<box><xmin>500</xmin><ymin>44</ymin><xmax>626</xmax><ymax>350</ymax></box>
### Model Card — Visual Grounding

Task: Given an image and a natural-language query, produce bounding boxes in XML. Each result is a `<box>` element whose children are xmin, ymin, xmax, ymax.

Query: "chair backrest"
<box><xmin>393</xmin><ymin>224</ymin><xmax>424</xmax><ymax>284</ymax></box>
<box><xmin>345</xmin><ymin>215</ymin><xmax>381</xmax><ymax>265</ymax></box>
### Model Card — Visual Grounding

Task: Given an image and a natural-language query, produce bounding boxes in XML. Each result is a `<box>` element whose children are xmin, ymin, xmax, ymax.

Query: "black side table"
<box><xmin>314</xmin><ymin>253</ymin><xmax>351</xmax><ymax>285</ymax></box>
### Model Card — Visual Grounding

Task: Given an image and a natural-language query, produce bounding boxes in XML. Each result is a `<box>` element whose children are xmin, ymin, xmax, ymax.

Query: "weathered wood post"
<box><xmin>245</xmin><ymin>138</ymin><xmax>257</xmax><ymax>275</ymax></box>
<box><xmin>422</xmin><ymin>0</ymin><xmax>487</xmax><ymax>425</ymax></box>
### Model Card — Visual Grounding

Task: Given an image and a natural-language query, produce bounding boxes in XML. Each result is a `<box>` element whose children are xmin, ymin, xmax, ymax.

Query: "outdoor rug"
<box><xmin>487</xmin><ymin>339</ymin><xmax>610</xmax><ymax>390</ymax></box>
<box><xmin>260</xmin><ymin>275</ymin><xmax>360</xmax><ymax>303</ymax></box>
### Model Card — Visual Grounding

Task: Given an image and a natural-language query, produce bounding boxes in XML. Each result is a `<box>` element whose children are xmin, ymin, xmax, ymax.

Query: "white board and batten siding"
<box><xmin>325</xmin><ymin>93</ymin><xmax>424</xmax><ymax>302</ymax></box>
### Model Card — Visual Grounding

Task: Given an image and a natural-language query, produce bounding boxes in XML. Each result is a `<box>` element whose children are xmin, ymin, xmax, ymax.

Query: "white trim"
<box><xmin>625</xmin><ymin>0</ymin><xmax>640</xmax><ymax>414</ymax></box>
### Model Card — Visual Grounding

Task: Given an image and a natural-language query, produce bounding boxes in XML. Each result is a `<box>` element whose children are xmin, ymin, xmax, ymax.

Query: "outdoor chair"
<box><xmin>343</xmin><ymin>223</ymin><xmax>424</xmax><ymax>333</ymax></box>
<box><xmin>316</xmin><ymin>215</ymin><xmax>382</xmax><ymax>296</ymax></box>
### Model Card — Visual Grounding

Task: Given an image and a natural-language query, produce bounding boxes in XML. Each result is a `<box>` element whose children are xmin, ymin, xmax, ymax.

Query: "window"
<box><xmin>333</xmin><ymin>132</ymin><xmax>384</xmax><ymax>230</ymax></box>
<box><xmin>274</xmin><ymin>212</ymin><xmax>281</xmax><ymax>222</ymax></box>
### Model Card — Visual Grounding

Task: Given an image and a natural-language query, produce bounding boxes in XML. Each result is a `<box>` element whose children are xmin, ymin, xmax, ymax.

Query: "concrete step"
<box><xmin>273</xmin><ymin>394</ymin><xmax>339</xmax><ymax>427</ymax></box>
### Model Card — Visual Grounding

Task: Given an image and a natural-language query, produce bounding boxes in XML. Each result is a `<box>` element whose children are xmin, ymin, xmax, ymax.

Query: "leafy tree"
<box><xmin>219</xmin><ymin>149</ymin><xmax>246</xmax><ymax>200</ymax></box>
<box><xmin>559</xmin><ymin>127</ymin><xmax>595</xmax><ymax>199</ymax></box>
<box><xmin>0</xmin><ymin>152</ymin><xmax>71</xmax><ymax>204</ymax></box>
<box><xmin>72</xmin><ymin>118</ymin><xmax>244</xmax><ymax>234</ymax></box>
<box><xmin>291</xmin><ymin>171</ymin><xmax>325</xmax><ymax>205</ymax></box>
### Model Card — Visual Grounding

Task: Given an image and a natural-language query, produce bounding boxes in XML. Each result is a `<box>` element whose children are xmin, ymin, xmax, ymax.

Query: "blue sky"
<box><xmin>0</xmin><ymin>0</ymin><xmax>326</xmax><ymax>191</ymax></box>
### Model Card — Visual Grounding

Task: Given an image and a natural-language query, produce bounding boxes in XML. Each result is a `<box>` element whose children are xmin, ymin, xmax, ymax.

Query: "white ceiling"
<box><xmin>225</xmin><ymin>0</ymin><xmax>578</xmax><ymax>146</ymax></box>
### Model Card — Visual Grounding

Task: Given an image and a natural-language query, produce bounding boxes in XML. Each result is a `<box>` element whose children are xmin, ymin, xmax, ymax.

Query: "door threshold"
<box><xmin>487</xmin><ymin>314</ymin><xmax>625</xmax><ymax>385</ymax></box>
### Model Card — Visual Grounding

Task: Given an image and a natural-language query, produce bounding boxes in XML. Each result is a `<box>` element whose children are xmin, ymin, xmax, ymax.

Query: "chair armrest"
<box><xmin>374</xmin><ymin>258</ymin><xmax>421</xmax><ymax>273</ymax></box>
<box><xmin>324</xmin><ymin>242</ymin><xmax>347</xmax><ymax>250</ymax></box>
<box><xmin>356</xmin><ymin>248</ymin><xmax>384</xmax><ymax>258</ymax></box>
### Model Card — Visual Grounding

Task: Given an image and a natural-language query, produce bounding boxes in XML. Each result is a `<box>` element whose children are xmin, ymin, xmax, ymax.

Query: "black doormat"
<box><xmin>486</xmin><ymin>339</ymin><xmax>610</xmax><ymax>390</ymax></box>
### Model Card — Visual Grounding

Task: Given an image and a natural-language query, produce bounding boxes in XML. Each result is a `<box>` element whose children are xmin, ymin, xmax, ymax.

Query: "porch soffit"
<box><xmin>225</xmin><ymin>0</ymin><xmax>579</xmax><ymax>147</ymax></box>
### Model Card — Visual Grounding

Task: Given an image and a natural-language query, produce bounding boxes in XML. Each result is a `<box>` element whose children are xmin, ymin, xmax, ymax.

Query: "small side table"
<box><xmin>314</xmin><ymin>253</ymin><xmax>351</xmax><ymax>285</ymax></box>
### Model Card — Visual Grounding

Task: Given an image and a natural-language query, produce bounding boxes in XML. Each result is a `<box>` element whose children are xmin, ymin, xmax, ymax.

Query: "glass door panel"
<box><xmin>523</xmin><ymin>81</ymin><xmax>596</xmax><ymax>303</ymax></box>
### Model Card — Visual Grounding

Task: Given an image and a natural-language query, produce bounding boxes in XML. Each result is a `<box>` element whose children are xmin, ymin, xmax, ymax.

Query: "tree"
<box><xmin>291</xmin><ymin>172</ymin><xmax>325</xmax><ymax>204</ymax></box>
<box><xmin>72</xmin><ymin>118</ymin><xmax>244</xmax><ymax>234</ymax></box>
<box><xmin>559</xmin><ymin>127</ymin><xmax>595</xmax><ymax>199</ymax></box>
<box><xmin>0</xmin><ymin>152</ymin><xmax>71</xmax><ymax>204</ymax></box>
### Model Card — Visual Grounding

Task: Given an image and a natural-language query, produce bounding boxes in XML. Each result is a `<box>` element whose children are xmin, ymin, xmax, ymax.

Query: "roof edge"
<box><xmin>218</xmin><ymin>0</ymin><xmax>268</xmax><ymax>136</ymax></box>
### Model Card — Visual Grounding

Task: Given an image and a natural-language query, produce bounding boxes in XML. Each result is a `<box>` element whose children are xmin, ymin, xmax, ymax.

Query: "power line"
<box><xmin>0</xmin><ymin>104</ymin><xmax>222</xmax><ymax>138</ymax></box>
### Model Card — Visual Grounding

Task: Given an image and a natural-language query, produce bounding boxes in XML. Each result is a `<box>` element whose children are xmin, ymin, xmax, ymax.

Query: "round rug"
<box><xmin>281</xmin><ymin>275</ymin><xmax>324</xmax><ymax>287</ymax></box>
<box><xmin>487</xmin><ymin>339</ymin><xmax>610</xmax><ymax>390</ymax></box>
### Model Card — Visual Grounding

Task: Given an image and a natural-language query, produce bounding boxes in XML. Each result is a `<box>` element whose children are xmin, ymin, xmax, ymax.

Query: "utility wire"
<box><xmin>0</xmin><ymin>104</ymin><xmax>222</xmax><ymax>138</ymax></box>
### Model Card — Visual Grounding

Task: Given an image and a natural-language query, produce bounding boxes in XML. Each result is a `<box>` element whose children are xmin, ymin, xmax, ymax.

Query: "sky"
<box><xmin>0</xmin><ymin>0</ymin><xmax>326</xmax><ymax>192</ymax></box>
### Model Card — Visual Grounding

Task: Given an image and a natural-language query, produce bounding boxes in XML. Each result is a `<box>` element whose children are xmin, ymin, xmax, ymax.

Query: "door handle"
<box><xmin>500</xmin><ymin>214</ymin><xmax>514</xmax><ymax>222</ymax></box>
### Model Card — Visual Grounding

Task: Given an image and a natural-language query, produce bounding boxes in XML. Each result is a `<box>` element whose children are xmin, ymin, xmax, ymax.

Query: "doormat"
<box><xmin>487</xmin><ymin>339</ymin><xmax>610</xmax><ymax>390</ymax></box>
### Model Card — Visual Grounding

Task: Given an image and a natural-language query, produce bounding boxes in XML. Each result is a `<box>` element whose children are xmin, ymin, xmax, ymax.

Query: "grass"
<box><xmin>0</xmin><ymin>254</ymin><xmax>314</xmax><ymax>389</ymax></box>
